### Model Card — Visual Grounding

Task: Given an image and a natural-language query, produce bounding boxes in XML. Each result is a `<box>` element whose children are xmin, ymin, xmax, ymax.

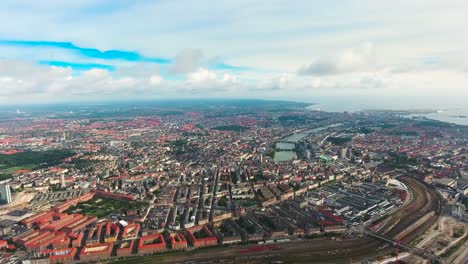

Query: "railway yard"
<box><xmin>370</xmin><ymin>176</ymin><xmax>442</xmax><ymax>242</ymax></box>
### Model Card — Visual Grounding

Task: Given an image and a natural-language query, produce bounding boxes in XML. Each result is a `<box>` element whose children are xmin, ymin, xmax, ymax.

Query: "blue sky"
<box><xmin>0</xmin><ymin>0</ymin><xmax>467</xmax><ymax>104</ymax></box>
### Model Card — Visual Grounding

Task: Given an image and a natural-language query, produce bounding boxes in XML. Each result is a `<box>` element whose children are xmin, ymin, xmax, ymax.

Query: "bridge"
<box><xmin>364</xmin><ymin>230</ymin><xmax>444</xmax><ymax>263</ymax></box>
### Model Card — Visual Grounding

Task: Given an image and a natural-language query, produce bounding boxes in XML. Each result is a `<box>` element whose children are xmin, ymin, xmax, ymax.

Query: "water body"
<box><xmin>417</xmin><ymin>110</ymin><xmax>468</xmax><ymax>126</ymax></box>
<box><xmin>274</xmin><ymin>123</ymin><xmax>343</xmax><ymax>162</ymax></box>
<box><xmin>274</xmin><ymin>151</ymin><xmax>296</xmax><ymax>162</ymax></box>
<box><xmin>276</xmin><ymin>142</ymin><xmax>295</xmax><ymax>150</ymax></box>
<box><xmin>281</xmin><ymin>123</ymin><xmax>344</xmax><ymax>143</ymax></box>
<box><xmin>306</xmin><ymin>96</ymin><xmax>468</xmax><ymax>126</ymax></box>
<box><xmin>282</xmin><ymin>133</ymin><xmax>309</xmax><ymax>143</ymax></box>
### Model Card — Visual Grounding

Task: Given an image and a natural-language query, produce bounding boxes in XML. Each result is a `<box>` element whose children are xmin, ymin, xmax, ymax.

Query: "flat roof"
<box><xmin>0</xmin><ymin>219</ymin><xmax>16</xmax><ymax>228</ymax></box>
<box><xmin>84</xmin><ymin>244</ymin><xmax>110</xmax><ymax>253</ymax></box>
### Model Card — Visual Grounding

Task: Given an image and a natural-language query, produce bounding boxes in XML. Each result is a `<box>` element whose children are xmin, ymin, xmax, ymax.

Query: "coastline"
<box><xmin>306</xmin><ymin>104</ymin><xmax>468</xmax><ymax>127</ymax></box>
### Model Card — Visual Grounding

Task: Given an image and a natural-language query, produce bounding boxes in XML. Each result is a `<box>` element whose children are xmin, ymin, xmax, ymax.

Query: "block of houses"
<box><xmin>185</xmin><ymin>225</ymin><xmax>218</xmax><ymax>248</ymax></box>
<box><xmin>41</xmin><ymin>248</ymin><xmax>77</xmax><ymax>264</ymax></box>
<box><xmin>80</xmin><ymin>243</ymin><xmax>113</xmax><ymax>262</ymax></box>
<box><xmin>170</xmin><ymin>233</ymin><xmax>187</xmax><ymax>250</ymax></box>
<box><xmin>138</xmin><ymin>233</ymin><xmax>166</xmax><ymax>254</ymax></box>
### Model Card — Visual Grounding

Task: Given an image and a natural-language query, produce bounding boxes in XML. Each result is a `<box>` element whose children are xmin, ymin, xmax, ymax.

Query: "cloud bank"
<box><xmin>0</xmin><ymin>0</ymin><xmax>467</xmax><ymax>103</ymax></box>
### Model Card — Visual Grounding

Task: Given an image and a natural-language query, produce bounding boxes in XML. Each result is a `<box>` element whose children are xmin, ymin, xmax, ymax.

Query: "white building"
<box><xmin>340</xmin><ymin>148</ymin><xmax>347</xmax><ymax>159</ymax></box>
<box><xmin>60</xmin><ymin>174</ymin><xmax>66</xmax><ymax>188</ymax></box>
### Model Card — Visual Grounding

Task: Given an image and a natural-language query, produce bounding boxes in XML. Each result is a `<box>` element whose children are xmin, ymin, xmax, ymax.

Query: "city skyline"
<box><xmin>0</xmin><ymin>3</ymin><xmax>467</xmax><ymax>262</ymax></box>
<box><xmin>0</xmin><ymin>0</ymin><xmax>468</xmax><ymax>103</ymax></box>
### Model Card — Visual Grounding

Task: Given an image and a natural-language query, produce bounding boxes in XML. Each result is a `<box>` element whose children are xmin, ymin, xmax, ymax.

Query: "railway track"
<box><xmin>379</xmin><ymin>176</ymin><xmax>441</xmax><ymax>239</ymax></box>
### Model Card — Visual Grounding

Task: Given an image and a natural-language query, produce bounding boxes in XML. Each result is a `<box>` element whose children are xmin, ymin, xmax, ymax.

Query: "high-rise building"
<box><xmin>340</xmin><ymin>148</ymin><xmax>347</xmax><ymax>159</ymax></box>
<box><xmin>60</xmin><ymin>174</ymin><xmax>66</xmax><ymax>188</ymax></box>
<box><xmin>0</xmin><ymin>184</ymin><xmax>12</xmax><ymax>204</ymax></box>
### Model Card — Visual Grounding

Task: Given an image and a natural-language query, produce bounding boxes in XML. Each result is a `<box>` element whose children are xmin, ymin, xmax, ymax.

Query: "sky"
<box><xmin>0</xmin><ymin>0</ymin><xmax>467</xmax><ymax>105</ymax></box>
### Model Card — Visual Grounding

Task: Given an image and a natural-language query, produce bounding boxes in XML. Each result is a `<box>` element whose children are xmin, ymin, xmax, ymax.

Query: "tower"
<box><xmin>60</xmin><ymin>174</ymin><xmax>66</xmax><ymax>188</ymax></box>
<box><xmin>340</xmin><ymin>148</ymin><xmax>347</xmax><ymax>159</ymax></box>
<box><xmin>0</xmin><ymin>184</ymin><xmax>12</xmax><ymax>204</ymax></box>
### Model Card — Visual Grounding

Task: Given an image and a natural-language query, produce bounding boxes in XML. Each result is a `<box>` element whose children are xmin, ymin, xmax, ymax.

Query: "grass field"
<box><xmin>0</xmin><ymin>149</ymin><xmax>74</xmax><ymax>179</ymax></box>
<box><xmin>65</xmin><ymin>196</ymin><xmax>148</xmax><ymax>218</ymax></box>
<box><xmin>0</xmin><ymin>165</ymin><xmax>36</xmax><ymax>181</ymax></box>
<box><xmin>0</xmin><ymin>164</ymin><xmax>36</xmax><ymax>174</ymax></box>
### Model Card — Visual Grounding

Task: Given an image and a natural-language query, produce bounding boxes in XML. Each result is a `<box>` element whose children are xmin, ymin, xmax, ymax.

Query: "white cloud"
<box><xmin>183</xmin><ymin>68</ymin><xmax>238</xmax><ymax>94</ymax></box>
<box><xmin>149</xmin><ymin>75</ymin><xmax>162</xmax><ymax>85</ymax></box>
<box><xmin>0</xmin><ymin>0</ymin><xmax>467</xmax><ymax>104</ymax></box>
<box><xmin>169</xmin><ymin>49</ymin><xmax>203</xmax><ymax>74</ymax></box>
<box><xmin>255</xmin><ymin>74</ymin><xmax>292</xmax><ymax>91</ymax></box>
<box><xmin>186</xmin><ymin>68</ymin><xmax>216</xmax><ymax>83</ymax></box>
<box><xmin>298</xmin><ymin>42</ymin><xmax>376</xmax><ymax>76</ymax></box>
<box><xmin>1</xmin><ymin>0</ymin><xmax>467</xmax><ymax>71</ymax></box>
<box><xmin>0</xmin><ymin>59</ymin><xmax>467</xmax><ymax>105</ymax></box>
<box><xmin>115</xmin><ymin>63</ymin><xmax>160</xmax><ymax>78</ymax></box>
<box><xmin>0</xmin><ymin>60</ymin><xmax>165</xmax><ymax>101</ymax></box>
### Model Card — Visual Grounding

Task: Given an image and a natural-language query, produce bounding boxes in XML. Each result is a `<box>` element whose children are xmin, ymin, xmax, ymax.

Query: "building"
<box><xmin>138</xmin><ymin>233</ymin><xmax>166</xmax><ymax>254</ymax></box>
<box><xmin>70</xmin><ymin>232</ymin><xmax>84</xmax><ymax>248</ymax></box>
<box><xmin>51</xmin><ymin>235</ymin><xmax>70</xmax><ymax>250</ymax></box>
<box><xmin>0</xmin><ymin>219</ymin><xmax>16</xmax><ymax>235</ymax></box>
<box><xmin>41</xmin><ymin>248</ymin><xmax>77</xmax><ymax>264</ymax></box>
<box><xmin>103</xmin><ymin>222</ymin><xmax>120</xmax><ymax>243</ymax></box>
<box><xmin>80</xmin><ymin>243</ymin><xmax>112</xmax><ymax>262</ymax></box>
<box><xmin>121</xmin><ymin>223</ymin><xmax>140</xmax><ymax>240</ymax></box>
<box><xmin>60</xmin><ymin>174</ymin><xmax>66</xmax><ymax>188</ymax></box>
<box><xmin>18</xmin><ymin>230</ymin><xmax>68</xmax><ymax>252</ymax></box>
<box><xmin>340</xmin><ymin>148</ymin><xmax>347</xmax><ymax>159</ymax></box>
<box><xmin>117</xmin><ymin>240</ymin><xmax>134</xmax><ymax>257</ymax></box>
<box><xmin>0</xmin><ymin>184</ymin><xmax>12</xmax><ymax>204</ymax></box>
<box><xmin>0</xmin><ymin>240</ymin><xmax>8</xmax><ymax>250</ymax></box>
<box><xmin>18</xmin><ymin>210</ymin><xmax>96</xmax><ymax>236</ymax></box>
<box><xmin>52</xmin><ymin>192</ymin><xmax>95</xmax><ymax>213</ymax></box>
<box><xmin>61</xmin><ymin>215</ymin><xmax>97</xmax><ymax>234</ymax></box>
<box><xmin>38</xmin><ymin>213</ymin><xmax>78</xmax><ymax>232</ymax></box>
<box><xmin>86</xmin><ymin>223</ymin><xmax>104</xmax><ymax>245</ymax></box>
<box><xmin>170</xmin><ymin>233</ymin><xmax>187</xmax><ymax>250</ymax></box>
<box><xmin>21</xmin><ymin>211</ymin><xmax>55</xmax><ymax>228</ymax></box>
<box><xmin>185</xmin><ymin>225</ymin><xmax>218</xmax><ymax>248</ymax></box>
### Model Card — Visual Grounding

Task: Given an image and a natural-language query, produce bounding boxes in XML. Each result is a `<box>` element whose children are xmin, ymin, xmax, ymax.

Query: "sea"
<box><xmin>305</xmin><ymin>96</ymin><xmax>468</xmax><ymax>126</ymax></box>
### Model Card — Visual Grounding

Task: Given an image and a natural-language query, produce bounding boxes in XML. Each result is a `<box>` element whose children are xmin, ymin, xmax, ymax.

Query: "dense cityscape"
<box><xmin>0</xmin><ymin>100</ymin><xmax>466</xmax><ymax>263</ymax></box>
<box><xmin>1</xmin><ymin>0</ymin><xmax>468</xmax><ymax>263</ymax></box>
